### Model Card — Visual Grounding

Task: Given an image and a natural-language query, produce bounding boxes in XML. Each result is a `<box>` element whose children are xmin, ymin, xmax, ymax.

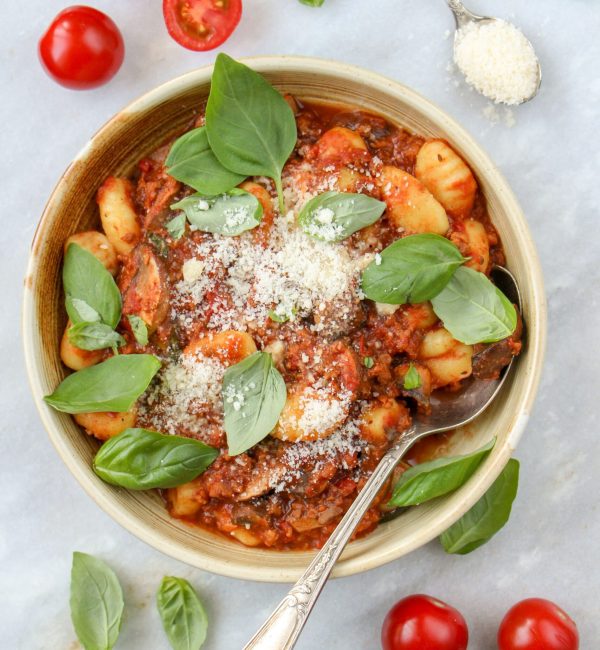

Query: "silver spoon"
<box><xmin>446</xmin><ymin>0</ymin><xmax>542</xmax><ymax>104</ymax></box>
<box><xmin>244</xmin><ymin>267</ymin><xmax>522</xmax><ymax>650</ymax></box>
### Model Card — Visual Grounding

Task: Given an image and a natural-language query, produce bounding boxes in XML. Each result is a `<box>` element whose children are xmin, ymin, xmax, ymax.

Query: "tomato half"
<box><xmin>497</xmin><ymin>598</ymin><xmax>579</xmax><ymax>650</ymax></box>
<box><xmin>38</xmin><ymin>6</ymin><xmax>124</xmax><ymax>90</ymax></box>
<box><xmin>162</xmin><ymin>0</ymin><xmax>242</xmax><ymax>51</ymax></box>
<box><xmin>381</xmin><ymin>594</ymin><xmax>469</xmax><ymax>650</ymax></box>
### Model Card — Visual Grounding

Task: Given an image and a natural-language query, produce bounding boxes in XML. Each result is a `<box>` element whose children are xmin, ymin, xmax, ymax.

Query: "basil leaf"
<box><xmin>44</xmin><ymin>354</ymin><xmax>161</xmax><ymax>413</ymax></box>
<box><xmin>165</xmin><ymin>213</ymin><xmax>187</xmax><ymax>241</ymax></box>
<box><xmin>165</xmin><ymin>126</ymin><xmax>246</xmax><ymax>196</ymax></box>
<box><xmin>157</xmin><ymin>577</ymin><xmax>208</xmax><ymax>650</ymax></box>
<box><xmin>68</xmin><ymin>322</ymin><xmax>125</xmax><ymax>351</ymax></box>
<box><xmin>172</xmin><ymin>189</ymin><xmax>262</xmax><ymax>236</ymax></box>
<box><xmin>128</xmin><ymin>315</ymin><xmax>149</xmax><ymax>346</ymax></box>
<box><xmin>361</xmin><ymin>234</ymin><xmax>466</xmax><ymax>305</ymax></box>
<box><xmin>206</xmin><ymin>54</ymin><xmax>297</xmax><ymax>213</ymax></box>
<box><xmin>223</xmin><ymin>351</ymin><xmax>287</xmax><ymax>455</ymax></box>
<box><xmin>441</xmin><ymin>458</ymin><xmax>519</xmax><ymax>554</ymax></box>
<box><xmin>299</xmin><ymin>0</ymin><xmax>325</xmax><ymax>5</ymax></box>
<box><xmin>94</xmin><ymin>428</ymin><xmax>218</xmax><ymax>489</ymax></box>
<box><xmin>403</xmin><ymin>363</ymin><xmax>421</xmax><ymax>390</ymax></box>
<box><xmin>70</xmin><ymin>552</ymin><xmax>124</xmax><ymax>650</ymax></box>
<box><xmin>67</xmin><ymin>298</ymin><xmax>102</xmax><ymax>323</ymax></box>
<box><xmin>388</xmin><ymin>438</ymin><xmax>495</xmax><ymax>507</ymax></box>
<box><xmin>64</xmin><ymin>244</ymin><xmax>121</xmax><ymax>329</ymax></box>
<box><xmin>363</xmin><ymin>356</ymin><xmax>374</xmax><ymax>369</ymax></box>
<box><xmin>431</xmin><ymin>266</ymin><xmax>517</xmax><ymax>344</ymax></box>
<box><xmin>298</xmin><ymin>191</ymin><xmax>385</xmax><ymax>242</ymax></box>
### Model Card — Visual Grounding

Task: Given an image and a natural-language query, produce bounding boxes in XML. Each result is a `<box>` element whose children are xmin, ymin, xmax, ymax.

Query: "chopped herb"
<box><xmin>363</xmin><ymin>356</ymin><xmax>375</xmax><ymax>369</ymax></box>
<box><xmin>403</xmin><ymin>363</ymin><xmax>422</xmax><ymax>390</ymax></box>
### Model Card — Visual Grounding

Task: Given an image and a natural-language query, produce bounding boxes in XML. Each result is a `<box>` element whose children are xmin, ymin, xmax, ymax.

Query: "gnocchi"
<box><xmin>314</xmin><ymin>126</ymin><xmax>368</xmax><ymax>165</ymax></box>
<box><xmin>378</xmin><ymin>165</ymin><xmax>449</xmax><ymax>236</ymax></box>
<box><xmin>272</xmin><ymin>386</ymin><xmax>350</xmax><ymax>442</ymax></box>
<box><xmin>74</xmin><ymin>408</ymin><xmax>136</xmax><ymax>441</ymax></box>
<box><xmin>97</xmin><ymin>176</ymin><xmax>141</xmax><ymax>255</ymax></box>
<box><xmin>167</xmin><ymin>478</ymin><xmax>204</xmax><ymax>517</ymax></box>
<box><xmin>64</xmin><ymin>231</ymin><xmax>118</xmax><ymax>275</ymax></box>
<box><xmin>415</xmin><ymin>139</ymin><xmax>477</xmax><ymax>219</ymax></box>
<box><xmin>60</xmin><ymin>321</ymin><xmax>103</xmax><ymax>370</ymax></box>
<box><xmin>184</xmin><ymin>330</ymin><xmax>257</xmax><ymax>366</ymax></box>
<box><xmin>463</xmin><ymin>219</ymin><xmax>490</xmax><ymax>273</ymax></box>
<box><xmin>359</xmin><ymin>398</ymin><xmax>407</xmax><ymax>445</ymax></box>
<box><xmin>419</xmin><ymin>328</ymin><xmax>473</xmax><ymax>388</ymax></box>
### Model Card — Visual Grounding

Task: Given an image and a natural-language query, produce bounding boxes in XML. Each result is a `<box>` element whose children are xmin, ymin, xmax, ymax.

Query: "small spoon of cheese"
<box><xmin>447</xmin><ymin>0</ymin><xmax>542</xmax><ymax>105</ymax></box>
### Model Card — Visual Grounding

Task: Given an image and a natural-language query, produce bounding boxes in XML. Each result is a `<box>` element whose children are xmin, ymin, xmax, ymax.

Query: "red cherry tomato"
<box><xmin>38</xmin><ymin>6</ymin><xmax>124</xmax><ymax>90</ymax></box>
<box><xmin>162</xmin><ymin>0</ymin><xmax>242</xmax><ymax>51</ymax></box>
<box><xmin>381</xmin><ymin>594</ymin><xmax>468</xmax><ymax>650</ymax></box>
<box><xmin>497</xmin><ymin>598</ymin><xmax>579</xmax><ymax>650</ymax></box>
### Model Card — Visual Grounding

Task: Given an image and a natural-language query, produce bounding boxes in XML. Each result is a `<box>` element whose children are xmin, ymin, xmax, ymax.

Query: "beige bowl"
<box><xmin>23</xmin><ymin>56</ymin><xmax>546</xmax><ymax>582</ymax></box>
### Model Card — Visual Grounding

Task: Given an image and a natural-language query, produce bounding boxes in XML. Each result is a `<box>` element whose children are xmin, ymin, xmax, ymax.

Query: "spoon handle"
<box><xmin>243</xmin><ymin>427</ymin><xmax>419</xmax><ymax>650</ymax></box>
<box><xmin>446</xmin><ymin>0</ymin><xmax>479</xmax><ymax>27</ymax></box>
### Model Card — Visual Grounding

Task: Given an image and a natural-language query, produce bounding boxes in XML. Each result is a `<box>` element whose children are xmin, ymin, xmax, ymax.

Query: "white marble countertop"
<box><xmin>2</xmin><ymin>1</ymin><xmax>599</xmax><ymax>647</ymax></box>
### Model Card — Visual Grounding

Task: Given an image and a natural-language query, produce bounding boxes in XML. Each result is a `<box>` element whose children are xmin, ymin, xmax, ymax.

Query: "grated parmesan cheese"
<box><xmin>454</xmin><ymin>20</ymin><xmax>538</xmax><ymax>105</ymax></box>
<box><xmin>138</xmin><ymin>352</ymin><xmax>226</xmax><ymax>441</ymax></box>
<box><xmin>269</xmin><ymin>418</ymin><xmax>366</xmax><ymax>493</ymax></box>
<box><xmin>172</xmin><ymin>211</ymin><xmax>363</xmax><ymax>334</ymax></box>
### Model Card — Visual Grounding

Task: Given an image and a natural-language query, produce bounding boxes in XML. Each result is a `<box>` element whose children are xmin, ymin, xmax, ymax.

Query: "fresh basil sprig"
<box><xmin>441</xmin><ymin>458</ymin><xmax>519</xmax><ymax>554</ymax></box>
<box><xmin>388</xmin><ymin>438</ymin><xmax>495</xmax><ymax>507</ymax></box>
<box><xmin>165</xmin><ymin>126</ymin><xmax>246</xmax><ymax>196</ymax></box>
<box><xmin>67</xmin><ymin>322</ymin><xmax>125</xmax><ymax>352</ymax></box>
<box><xmin>206</xmin><ymin>54</ymin><xmax>297</xmax><ymax>214</ymax></box>
<box><xmin>70</xmin><ymin>552</ymin><xmax>124</xmax><ymax>650</ymax></box>
<box><xmin>94</xmin><ymin>428</ymin><xmax>218</xmax><ymax>489</ymax></box>
<box><xmin>157</xmin><ymin>577</ymin><xmax>208</xmax><ymax>650</ymax></box>
<box><xmin>172</xmin><ymin>189</ymin><xmax>262</xmax><ymax>236</ymax></box>
<box><xmin>223</xmin><ymin>351</ymin><xmax>287</xmax><ymax>455</ymax></box>
<box><xmin>128</xmin><ymin>315</ymin><xmax>149</xmax><ymax>346</ymax></box>
<box><xmin>361</xmin><ymin>234</ymin><xmax>466</xmax><ymax>305</ymax></box>
<box><xmin>298</xmin><ymin>191</ymin><xmax>385</xmax><ymax>242</ymax></box>
<box><xmin>431</xmin><ymin>266</ymin><xmax>517</xmax><ymax>344</ymax></box>
<box><xmin>64</xmin><ymin>244</ymin><xmax>122</xmax><ymax>329</ymax></box>
<box><xmin>44</xmin><ymin>354</ymin><xmax>161</xmax><ymax>413</ymax></box>
<box><xmin>403</xmin><ymin>363</ymin><xmax>422</xmax><ymax>390</ymax></box>
<box><xmin>165</xmin><ymin>213</ymin><xmax>186</xmax><ymax>241</ymax></box>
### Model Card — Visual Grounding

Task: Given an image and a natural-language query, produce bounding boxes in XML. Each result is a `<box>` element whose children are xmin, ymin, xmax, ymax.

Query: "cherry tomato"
<box><xmin>381</xmin><ymin>594</ymin><xmax>468</xmax><ymax>650</ymax></box>
<box><xmin>162</xmin><ymin>0</ymin><xmax>242</xmax><ymax>51</ymax></box>
<box><xmin>38</xmin><ymin>6</ymin><xmax>124</xmax><ymax>90</ymax></box>
<box><xmin>497</xmin><ymin>598</ymin><xmax>579</xmax><ymax>650</ymax></box>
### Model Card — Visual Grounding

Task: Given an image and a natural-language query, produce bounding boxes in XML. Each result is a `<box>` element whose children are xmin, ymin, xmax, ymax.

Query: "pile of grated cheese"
<box><xmin>269</xmin><ymin>419</ymin><xmax>367</xmax><ymax>493</ymax></box>
<box><xmin>172</xmin><ymin>200</ymin><xmax>366</xmax><ymax>333</ymax></box>
<box><xmin>138</xmin><ymin>351</ymin><xmax>226</xmax><ymax>441</ymax></box>
<box><xmin>454</xmin><ymin>19</ymin><xmax>539</xmax><ymax>105</ymax></box>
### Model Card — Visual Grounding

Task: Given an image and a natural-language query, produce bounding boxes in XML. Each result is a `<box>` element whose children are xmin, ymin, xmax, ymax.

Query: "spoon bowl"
<box><xmin>447</xmin><ymin>0</ymin><xmax>542</xmax><ymax>104</ymax></box>
<box><xmin>245</xmin><ymin>268</ymin><xmax>523</xmax><ymax>649</ymax></box>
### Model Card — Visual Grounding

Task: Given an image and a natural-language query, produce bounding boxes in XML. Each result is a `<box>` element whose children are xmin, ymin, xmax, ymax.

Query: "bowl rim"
<box><xmin>23</xmin><ymin>55</ymin><xmax>547</xmax><ymax>582</ymax></box>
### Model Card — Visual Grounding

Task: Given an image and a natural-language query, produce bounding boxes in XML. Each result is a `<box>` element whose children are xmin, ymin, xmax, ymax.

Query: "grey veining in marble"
<box><xmin>1</xmin><ymin>1</ymin><xmax>599</xmax><ymax>648</ymax></box>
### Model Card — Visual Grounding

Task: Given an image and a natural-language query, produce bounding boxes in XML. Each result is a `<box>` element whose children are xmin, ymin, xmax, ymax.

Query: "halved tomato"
<box><xmin>162</xmin><ymin>0</ymin><xmax>242</xmax><ymax>51</ymax></box>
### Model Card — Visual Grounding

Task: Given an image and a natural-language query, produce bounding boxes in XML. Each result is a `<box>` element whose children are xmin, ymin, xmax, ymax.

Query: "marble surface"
<box><xmin>2</xmin><ymin>1</ymin><xmax>599</xmax><ymax>648</ymax></box>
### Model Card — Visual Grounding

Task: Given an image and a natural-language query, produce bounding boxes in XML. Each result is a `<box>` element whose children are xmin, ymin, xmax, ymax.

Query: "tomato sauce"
<box><xmin>98</xmin><ymin>99</ymin><xmax>517</xmax><ymax>550</ymax></box>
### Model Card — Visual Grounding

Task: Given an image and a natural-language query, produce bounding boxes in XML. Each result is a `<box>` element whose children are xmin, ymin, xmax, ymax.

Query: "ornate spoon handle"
<box><xmin>243</xmin><ymin>427</ymin><xmax>419</xmax><ymax>650</ymax></box>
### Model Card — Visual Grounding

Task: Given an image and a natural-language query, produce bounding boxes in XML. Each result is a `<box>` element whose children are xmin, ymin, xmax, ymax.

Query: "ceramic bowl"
<box><xmin>23</xmin><ymin>56</ymin><xmax>546</xmax><ymax>582</ymax></box>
